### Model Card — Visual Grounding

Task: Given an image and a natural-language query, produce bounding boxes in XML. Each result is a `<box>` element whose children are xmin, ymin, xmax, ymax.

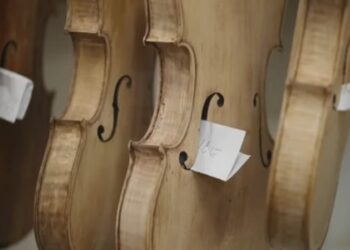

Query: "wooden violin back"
<box><xmin>268</xmin><ymin>0</ymin><xmax>350</xmax><ymax>249</ymax></box>
<box><xmin>0</xmin><ymin>0</ymin><xmax>52</xmax><ymax>245</ymax></box>
<box><xmin>34</xmin><ymin>0</ymin><xmax>154</xmax><ymax>249</ymax></box>
<box><xmin>117</xmin><ymin>1</ymin><xmax>286</xmax><ymax>250</ymax></box>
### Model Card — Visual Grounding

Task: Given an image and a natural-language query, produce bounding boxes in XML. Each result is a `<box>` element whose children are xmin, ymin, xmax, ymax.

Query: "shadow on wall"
<box><xmin>43</xmin><ymin>0</ymin><xmax>73</xmax><ymax>118</ymax></box>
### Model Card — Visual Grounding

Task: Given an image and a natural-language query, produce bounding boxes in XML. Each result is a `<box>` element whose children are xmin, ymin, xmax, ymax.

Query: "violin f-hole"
<box><xmin>201</xmin><ymin>92</ymin><xmax>225</xmax><ymax>120</ymax></box>
<box><xmin>1</xmin><ymin>40</ymin><xmax>17</xmax><ymax>68</ymax></box>
<box><xmin>253</xmin><ymin>93</ymin><xmax>272</xmax><ymax>168</ymax></box>
<box><xmin>97</xmin><ymin>75</ymin><xmax>132</xmax><ymax>142</ymax></box>
<box><xmin>179</xmin><ymin>92</ymin><xmax>225</xmax><ymax>170</ymax></box>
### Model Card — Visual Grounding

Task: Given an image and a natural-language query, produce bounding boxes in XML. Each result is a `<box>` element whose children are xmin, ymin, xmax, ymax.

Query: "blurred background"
<box><xmin>2</xmin><ymin>0</ymin><xmax>349</xmax><ymax>249</ymax></box>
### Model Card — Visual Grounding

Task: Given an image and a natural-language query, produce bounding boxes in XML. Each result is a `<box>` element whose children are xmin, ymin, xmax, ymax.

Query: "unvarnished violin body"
<box><xmin>0</xmin><ymin>0</ymin><xmax>51</xmax><ymax>245</ymax></box>
<box><xmin>117</xmin><ymin>1</ymin><xmax>285</xmax><ymax>249</ymax></box>
<box><xmin>34</xmin><ymin>0</ymin><xmax>154</xmax><ymax>249</ymax></box>
<box><xmin>268</xmin><ymin>0</ymin><xmax>350</xmax><ymax>249</ymax></box>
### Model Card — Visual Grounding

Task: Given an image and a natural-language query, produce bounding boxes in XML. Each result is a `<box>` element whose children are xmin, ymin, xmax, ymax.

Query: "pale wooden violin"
<box><xmin>0</xmin><ymin>0</ymin><xmax>52</xmax><ymax>246</ymax></box>
<box><xmin>34</xmin><ymin>0</ymin><xmax>154</xmax><ymax>249</ymax></box>
<box><xmin>117</xmin><ymin>0</ymin><xmax>286</xmax><ymax>249</ymax></box>
<box><xmin>268</xmin><ymin>0</ymin><xmax>350</xmax><ymax>249</ymax></box>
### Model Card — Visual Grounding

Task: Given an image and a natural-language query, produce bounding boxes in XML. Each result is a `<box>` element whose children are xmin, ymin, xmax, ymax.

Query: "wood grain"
<box><xmin>0</xmin><ymin>0</ymin><xmax>52</xmax><ymax>246</ymax></box>
<box><xmin>34</xmin><ymin>0</ymin><xmax>154</xmax><ymax>249</ymax></box>
<box><xmin>267</xmin><ymin>0</ymin><xmax>350</xmax><ymax>249</ymax></box>
<box><xmin>117</xmin><ymin>1</ymin><xmax>286</xmax><ymax>249</ymax></box>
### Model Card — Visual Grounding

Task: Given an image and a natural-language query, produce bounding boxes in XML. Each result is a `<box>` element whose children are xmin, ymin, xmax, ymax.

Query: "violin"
<box><xmin>268</xmin><ymin>0</ymin><xmax>350</xmax><ymax>249</ymax></box>
<box><xmin>117</xmin><ymin>0</ymin><xmax>286</xmax><ymax>249</ymax></box>
<box><xmin>34</xmin><ymin>0</ymin><xmax>154</xmax><ymax>249</ymax></box>
<box><xmin>0</xmin><ymin>0</ymin><xmax>51</xmax><ymax>245</ymax></box>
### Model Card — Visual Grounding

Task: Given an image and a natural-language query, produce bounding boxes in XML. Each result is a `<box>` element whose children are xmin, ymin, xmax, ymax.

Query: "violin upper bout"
<box><xmin>65</xmin><ymin>0</ymin><xmax>102</xmax><ymax>34</ymax></box>
<box><xmin>145</xmin><ymin>0</ymin><xmax>183</xmax><ymax>43</ymax></box>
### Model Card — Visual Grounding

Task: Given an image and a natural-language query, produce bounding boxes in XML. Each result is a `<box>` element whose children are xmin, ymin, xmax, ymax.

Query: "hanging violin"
<box><xmin>34</xmin><ymin>0</ymin><xmax>154</xmax><ymax>249</ymax></box>
<box><xmin>268</xmin><ymin>0</ymin><xmax>350</xmax><ymax>249</ymax></box>
<box><xmin>117</xmin><ymin>0</ymin><xmax>286</xmax><ymax>249</ymax></box>
<box><xmin>0</xmin><ymin>0</ymin><xmax>52</xmax><ymax>246</ymax></box>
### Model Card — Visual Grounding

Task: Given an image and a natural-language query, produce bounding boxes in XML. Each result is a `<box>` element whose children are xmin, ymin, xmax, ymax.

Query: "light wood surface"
<box><xmin>117</xmin><ymin>1</ymin><xmax>286</xmax><ymax>249</ymax></box>
<box><xmin>0</xmin><ymin>0</ymin><xmax>52</xmax><ymax>246</ymax></box>
<box><xmin>267</xmin><ymin>0</ymin><xmax>350</xmax><ymax>249</ymax></box>
<box><xmin>34</xmin><ymin>0</ymin><xmax>154</xmax><ymax>249</ymax></box>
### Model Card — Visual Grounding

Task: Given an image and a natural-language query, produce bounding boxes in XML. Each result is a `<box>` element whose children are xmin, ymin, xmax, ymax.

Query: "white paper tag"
<box><xmin>191</xmin><ymin>120</ymin><xmax>250</xmax><ymax>181</ymax></box>
<box><xmin>0</xmin><ymin>68</ymin><xmax>33</xmax><ymax>123</ymax></box>
<box><xmin>337</xmin><ymin>83</ymin><xmax>350</xmax><ymax>111</ymax></box>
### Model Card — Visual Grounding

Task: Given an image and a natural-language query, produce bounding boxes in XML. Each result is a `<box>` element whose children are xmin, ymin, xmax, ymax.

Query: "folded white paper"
<box><xmin>0</xmin><ymin>68</ymin><xmax>33</xmax><ymax>123</ymax></box>
<box><xmin>191</xmin><ymin>120</ymin><xmax>250</xmax><ymax>182</ymax></box>
<box><xmin>337</xmin><ymin>83</ymin><xmax>350</xmax><ymax>111</ymax></box>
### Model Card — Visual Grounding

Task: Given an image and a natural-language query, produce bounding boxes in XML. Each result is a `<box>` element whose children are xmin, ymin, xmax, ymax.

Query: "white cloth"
<box><xmin>0</xmin><ymin>68</ymin><xmax>33</xmax><ymax>123</ymax></box>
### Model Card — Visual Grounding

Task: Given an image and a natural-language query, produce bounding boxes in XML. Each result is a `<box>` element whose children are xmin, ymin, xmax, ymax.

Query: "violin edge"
<box><xmin>267</xmin><ymin>0</ymin><xmax>350</xmax><ymax>249</ymax></box>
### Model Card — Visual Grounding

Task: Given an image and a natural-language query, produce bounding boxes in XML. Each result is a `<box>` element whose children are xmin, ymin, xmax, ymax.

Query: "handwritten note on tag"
<box><xmin>337</xmin><ymin>83</ymin><xmax>350</xmax><ymax>111</ymax></box>
<box><xmin>191</xmin><ymin>120</ymin><xmax>250</xmax><ymax>181</ymax></box>
<box><xmin>0</xmin><ymin>68</ymin><xmax>33</xmax><ymax>123</ymax></box>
